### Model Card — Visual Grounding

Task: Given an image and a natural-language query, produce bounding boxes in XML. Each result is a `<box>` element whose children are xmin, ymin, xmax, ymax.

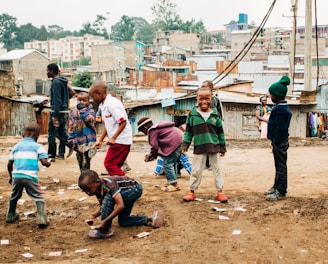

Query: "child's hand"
<box><xmin>220</xmin><ymin>153</ymin><xmax>225</xmax><ymax>157</ymax></box>
<box><xmin>85</xmin><ymin>216</ymin><xmax>96</xmax><ymax>225</ymax></box>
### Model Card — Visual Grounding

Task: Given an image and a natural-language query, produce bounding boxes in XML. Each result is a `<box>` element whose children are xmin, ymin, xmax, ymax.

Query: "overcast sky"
<box><xmin>1</xmin><ymin>0</ymin><xmax>327</xmax><ymax>32</ymax></box>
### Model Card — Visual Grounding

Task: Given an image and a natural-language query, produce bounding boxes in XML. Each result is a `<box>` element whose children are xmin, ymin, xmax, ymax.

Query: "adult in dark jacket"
<box><xmin>46</xmin><ymin>63</ymin><xmax>71</xmax><ymax>160</ymax></box>
<box><xmin>137</xmin><ymin>117</ymin><xmax>182</xmax><ymax>192</ymax></box>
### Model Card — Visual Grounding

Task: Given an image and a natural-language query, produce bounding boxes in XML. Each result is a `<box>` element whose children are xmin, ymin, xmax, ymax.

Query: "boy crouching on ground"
<box><xmin>78</xmin><ymin>169</ymin><xmax>164</xmax><ymax>239</ymax></box>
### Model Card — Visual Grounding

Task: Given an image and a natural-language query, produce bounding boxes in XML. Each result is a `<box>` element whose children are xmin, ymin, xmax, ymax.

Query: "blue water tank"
<box><xmin>239</xmin><ymin>13</ymin><xmax>248</xmax><ymax>24</ymax></box>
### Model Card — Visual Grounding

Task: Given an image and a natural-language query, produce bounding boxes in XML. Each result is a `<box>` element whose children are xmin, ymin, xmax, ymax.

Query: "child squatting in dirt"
<box><xmin>78</xmin><ymin>169</ymin><xmax>164</xmax><ymax>239</ymax></box>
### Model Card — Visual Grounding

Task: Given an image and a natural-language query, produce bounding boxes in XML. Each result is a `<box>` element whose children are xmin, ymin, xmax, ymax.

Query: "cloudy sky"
<box><xmin>1</xmin><ymin>0</ymin><xmax>327</xmax><ymax>31</ymax></box>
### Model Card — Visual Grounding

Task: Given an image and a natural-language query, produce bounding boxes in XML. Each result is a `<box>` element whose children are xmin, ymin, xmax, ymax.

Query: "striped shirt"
<box><xmin>9</xmin><ymin>138</ymin><xmax>48</xmax><ymax>182</ymax></box>
<box><xmin>96</xmin><ymin>176</ymin><xmax>140</xmax><ymax>205</ymax></box>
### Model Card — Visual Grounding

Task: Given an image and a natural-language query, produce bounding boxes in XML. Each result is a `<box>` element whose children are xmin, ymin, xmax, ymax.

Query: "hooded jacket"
<box><xmin>50</xmin><ymin>75</ymin><xmax>69</xmax><ymax>118</ymax></box>
<box><xmin>147</xmin><ymin>121</ymin><xmax>183</xmax><ymax>159</ymax></box>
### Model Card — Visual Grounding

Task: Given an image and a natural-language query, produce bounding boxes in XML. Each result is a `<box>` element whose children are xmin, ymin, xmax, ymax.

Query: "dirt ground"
<box><xmin>0</xmin><ymin>137</ymin><xmax>327</xmax><ymax>264</ymax></box>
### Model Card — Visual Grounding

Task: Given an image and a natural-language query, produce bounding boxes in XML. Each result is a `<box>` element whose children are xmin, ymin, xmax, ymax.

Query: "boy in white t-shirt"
<box><xmin>89</xmin><ymin>82</ymin><xmax>132</xmax><ymax>176</ymax></box>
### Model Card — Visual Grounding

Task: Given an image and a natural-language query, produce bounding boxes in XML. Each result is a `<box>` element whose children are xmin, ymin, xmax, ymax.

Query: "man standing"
<box><xmin>89</xmin><ymin>82</ymin><xmax>132</xmax><ymax>176</ymax></box>
<box><xmin>47</xmin><ymin>63</ymin><xmax>71</xmax><ymax>161</ymax></box>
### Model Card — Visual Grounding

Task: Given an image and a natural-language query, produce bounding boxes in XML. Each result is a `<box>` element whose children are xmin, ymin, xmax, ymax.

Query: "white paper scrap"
<box><xmin>194</xmin><ymin>198</ymin><xmax>203</xmax><ymax>201</ymax></box>
<box><xmin>134</xmin><ymin>232</ymin><xmax>150</xmax><ymax>238</ymax></box>
<box><xmin>212</xmin><ymin>207</ymin><xmax>227</xmax><ymax>212</ymax></box>
<box><xmin>53</xmin><ymin>178</ymin><xmax>60</xmax><ymax>183</ymax></box>
<box><xmin>75</xmin><ymin>249</ymin><xmax>88</xmax><ymax>253</ymax></box>
<box><xmin>218</xmin><ymin>215</ymin><xmax>230</xmax><ymax>220</ymax></box>
<box><xmin>1</xmin><ymin>240</ymin><xmax>9</xmax><ymax>245</ymax></box>
<box><xmin>57</xmin><ymin>191</ymin><xmax>65</xmax><ymax>195</ymax></box>
<box><xmin>234</xmin><ymin>207</ymin><xmax>246</xmax><ymax>212</ymax></box>
<box><xmin>21</xmin><ymin>253</ymin><xmax>33</xmax><ymax>258</ymax></box>
<box><xmin>208</xmin><ymin>199</ymin><xmax>220</xmax><ymax>204</ymax></box>
<box><xmin>48</xmin><ymin>251</ymin><xmax>62</xmax><ymax>256</ymax></box>
<box><xmin>0</xmin><ymin>195</ymin><xmax>3</xmax><ymax>199</ymax></box>
<box><xmin>18</xmin><ymin>199</ymin><xmax>26</xmax><ymax>205</ymax></box>
<box><xmin>78</xmin><ymin>197</ymin><xmax>87</xmax><ymax>201</ymax></box>
<box><xmin>24</xmin><ymin>211</ymin><xmax>34</xmax><ymax>216</ymax></box>
<box><xmin>232</xmin><ymin>230</ymin><xmax>242</xmax><ymax>235</ymax></box>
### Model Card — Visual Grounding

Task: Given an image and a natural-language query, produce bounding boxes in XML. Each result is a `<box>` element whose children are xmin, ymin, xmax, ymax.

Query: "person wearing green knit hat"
<box><xmin>268</xmin><ymin>75</ymin><xmax>290</xmax><ymax>101</ymax></box>
<box><xmin>265</xmin><ymin>76</ymin><xmax>292</xmax><ymax>201</ymax></box>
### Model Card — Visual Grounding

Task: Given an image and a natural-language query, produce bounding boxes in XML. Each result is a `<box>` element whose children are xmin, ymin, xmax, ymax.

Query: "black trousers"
<box><xmin>272</xmin><ymin>141</ymin><xmax>289</xmax><ymax>195</ymax></box>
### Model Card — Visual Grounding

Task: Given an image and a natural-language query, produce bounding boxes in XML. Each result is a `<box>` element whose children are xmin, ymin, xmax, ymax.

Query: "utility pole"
<box><xmin>304</xmin><ymin>0</ymin><xmax>312</xmax><ymax>91</ymax></box>
<box><xmin>288</xmin><ymin>0</ymin><xmax>298</xmax><ymax>95</ymax></box>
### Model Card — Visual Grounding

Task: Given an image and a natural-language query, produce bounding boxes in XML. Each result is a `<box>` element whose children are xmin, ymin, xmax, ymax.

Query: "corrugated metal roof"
<box><xmin>0</xmin><ymin>49</ymin><xmax>49</xmax><ymax>61</ymax></box>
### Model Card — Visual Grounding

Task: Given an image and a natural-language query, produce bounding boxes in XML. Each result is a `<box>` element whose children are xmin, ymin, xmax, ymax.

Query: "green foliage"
<box><xmin>71</xmin><ymin>71</ymin><xmax>93</xmax><ymax>88</ymax></box>
<box><xmin>80</xmin><ymin>15</ymin><xmax>108</xmax><ymax>39</ymax></box>
<box><xmin>151</xmin><ymin>0</ymin><xmax>181</xmax><ymax>30</ymax></box>
<box><xmin>0</xmin><ymin>13</ymin><xmax>21</xmax><ymax>50</ymax></box>
<box><xmin>110</xmin><ymin>15</ymin><xmax>135</xmax><ymax>41</ymax></box>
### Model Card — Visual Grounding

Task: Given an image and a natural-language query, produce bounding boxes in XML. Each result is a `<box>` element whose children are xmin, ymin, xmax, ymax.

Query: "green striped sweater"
<box><xmin>182</xmin><ymin>106</ymin><xmax>226</xmax><ymax>154</ymax></box>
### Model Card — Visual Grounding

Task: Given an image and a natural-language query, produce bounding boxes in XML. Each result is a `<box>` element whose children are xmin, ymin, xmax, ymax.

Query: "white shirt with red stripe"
<box><xmin>100</xmin><ymin>94</ymin><xmax>132</xmax><ymax>145</ymax></box>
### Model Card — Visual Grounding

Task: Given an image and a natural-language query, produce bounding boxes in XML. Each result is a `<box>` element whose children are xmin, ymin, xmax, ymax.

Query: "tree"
<box><xmin>0</xmin><ymin>13</ymin><xmax>20</xmax><ymax>50</ymax></box>
<box><xmin>80</xmin><ymin>15</ymin><xmax>108</xmax><ymax>39</ymax></box>
<box><xmin>16</xmin><ymin>23</ymin><xmax>51</xmax><ymax>46</ymax></box>
<box><xmin>151</xmin><ymin>0</ymin><xmax>182</xmax><ymax>30</ymax></box>
<box><xmin>71</xmin><ymin>71</ymin><xmax>93</xmax><ymax>88</ymax></box>
<box><xmin>110</xmin><ymin>15</ymin><xmax>135</xmax><ymax>41</ymax></box>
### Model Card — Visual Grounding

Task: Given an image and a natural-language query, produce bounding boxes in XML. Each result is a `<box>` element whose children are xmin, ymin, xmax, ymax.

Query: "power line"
<box><xmin>211</xmin><ymin>0</ymin><xmax>277</xmax><ymax>87</ymax></box>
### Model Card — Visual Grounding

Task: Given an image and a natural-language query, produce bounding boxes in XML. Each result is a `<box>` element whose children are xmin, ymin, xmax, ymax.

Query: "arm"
<box><xmin>7</xmin><ymin>160</ymin><xmax>13</xmax><ymax>184</ymax></box>
<box><xmin>107</xmin><ymin>120</ymin><xmax>126</xmax><ymax>145</ymax></box>
<box><xmin>94</xmin><ymin>126</ymin><xmax>107</xmax><ymax>148</ymax></box>
<box><xmin>94</xmin><ymin>193</ymin><xmax>124</xmax><ymax>231</ymax></box>
<box><xmin>40</xmin><ymin>158</ymin><xmax>51</xmax><ymax>167</ymax></box>
<box><xmin>256</xmin><ymin>109</ymin><xmax>268</xmax><ymax>123</ymax></box>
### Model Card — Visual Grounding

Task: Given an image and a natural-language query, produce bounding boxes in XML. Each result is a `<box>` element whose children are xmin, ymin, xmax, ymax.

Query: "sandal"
<box><xmin>88</xmin><ymin>229</ymin><xmax>113</xmax><ymax>239</ymax></box>
<box><xmin>161</xmin><ymin>184</ymin><xmax>181</xmax><ymax>192</ymax></box>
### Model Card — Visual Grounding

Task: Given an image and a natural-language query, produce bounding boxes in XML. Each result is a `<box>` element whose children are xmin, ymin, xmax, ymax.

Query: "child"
<box><xmin>89</xmin><ymin>82</ymin><xmax>132</xmax><ymax>176</ymax></box>
<box><xmin>67</xmin><ymin>92</ymin><xmax>97</xmax><ymax>171</ymax></box>
<box><xmin>78</xmin><ymin>169</ymin><xmax>164</xmax><ymax>239</ymax></box>
<box><xmin>182</xmin><ymin>88</ymin><xmax>228</xmax><ymax>203</ymax></box>
<box><xmin>265</xmin><ymin>76</ymin><xmax>292</xmax><ymax>201</ymax></box>
<box><xmin>6</xmin><ymin>122</ymin><xmax>51</xmax><ymax>228</ymax></box>
<box><xmin>137</xmin><ymin>117</ymin><xmax>183</xmax><ymax>192</ymax></box>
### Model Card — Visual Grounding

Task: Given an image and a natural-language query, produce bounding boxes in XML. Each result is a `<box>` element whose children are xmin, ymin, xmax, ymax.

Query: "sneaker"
<box><xmin>266</xmin><ymin>189</ymin><xmax>286</xmax><ymax>201</ymax></box>
<box><xmin>264</xmin><ymin>187</ymin><xmax>275</xmax><ymax>195</ymax></box>
<box><xmin>66</xmin><ymin>146</ymin><xmax>74</xmax><ymax>158</ymax></box>
<box><xmin>183</xmin><ymin>192</ymin><xmax>195</xmax><ymax>202</ymax></box>
<box><xmin>88</xmin><ymin>229</ymin><xmax>114</xmax><ymax>239</ymax></box>
<box><xmin>152</xmin><ymin>210</ymin><xmax>164</xmax><ymax>228</ymax></box>
<box><xmin>217</xmin><ymin>192</ymin><xmax>228</xmax><ymax>203</ymax></box>
<box><xmin>56</xmin><ymin>155</ymin><xmax>64</xmax><ymax>160</ymax></box>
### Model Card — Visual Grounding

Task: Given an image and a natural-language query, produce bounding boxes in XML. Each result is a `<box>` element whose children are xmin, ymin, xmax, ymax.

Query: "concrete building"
<box><xmin>0</xmin><ymin>49</ymin><xmax>50</xmax><ymax>95</ymax></box>
<box><xmin>24</xmin><ymin>34</ymin><xmax>111</xmax><ymax>63</ymax></box>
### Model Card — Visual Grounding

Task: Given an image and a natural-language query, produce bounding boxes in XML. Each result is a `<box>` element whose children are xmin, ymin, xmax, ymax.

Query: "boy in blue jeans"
<box><xmin>78</xmin><ymin>169</ymin><xmax>164</xmax><ymax>239</ymax></box>
<box><xmin>265</xmin><ymin>76</ymin><xmax>292</xmax><ymax>201</ymax></box>
<box><xmin>6</xmin><ymin>122</ymin><xmax>51</xmax><ymax>228</ymax></box>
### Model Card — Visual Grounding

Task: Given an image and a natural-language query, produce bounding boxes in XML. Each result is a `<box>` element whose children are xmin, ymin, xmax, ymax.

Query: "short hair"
<box><xmin>77</xmin><ymin>92</ymin><xmax>90</xmax><ymax>99</ymax></box>
<box><xmin>47</xmin><ymin>63</ymin><xmax>59</xmax><ymax>74</ymax></box>
<box><xmin>89</xmin><ymin>82</ymin><xmax>107</xmax><ymax>94</ymax></box>
<box><xmin>23</xmin><ymin>122</ymin><xmax>40</xmax><ymax>137</ymax></box>
<box><xmin>78</xmin><ymin>169</ymin><xmax>99</xmax><ymax>184</ymax></box>
<box><xmin>201</xmin><ymin>80</ymin><xmax>214</xmax><ymax>89</ymax></box>
<box><xmin>197</xmin><ymin>87</ymin><xmax>212</xmax><ymax>95</ymax></box>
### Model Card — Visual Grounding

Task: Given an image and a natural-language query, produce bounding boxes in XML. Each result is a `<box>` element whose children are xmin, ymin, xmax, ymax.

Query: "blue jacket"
<box><xmin>267</xmin><ymin>102</ymin><xmax>292</xmax><ymax>145</ymax></box>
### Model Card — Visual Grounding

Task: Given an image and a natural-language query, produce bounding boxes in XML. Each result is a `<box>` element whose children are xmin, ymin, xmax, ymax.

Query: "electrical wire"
<box><xmin>211</xmin><ymin>0</ymin><xmax>277</xmax><ymax>87</ymax></box>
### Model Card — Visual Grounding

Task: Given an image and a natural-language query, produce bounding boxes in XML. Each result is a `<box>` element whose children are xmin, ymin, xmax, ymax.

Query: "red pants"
<box><xmin>104</xmin><ymin>144</ymin><xmax>130</xmax><ymax>176</ymax></box>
